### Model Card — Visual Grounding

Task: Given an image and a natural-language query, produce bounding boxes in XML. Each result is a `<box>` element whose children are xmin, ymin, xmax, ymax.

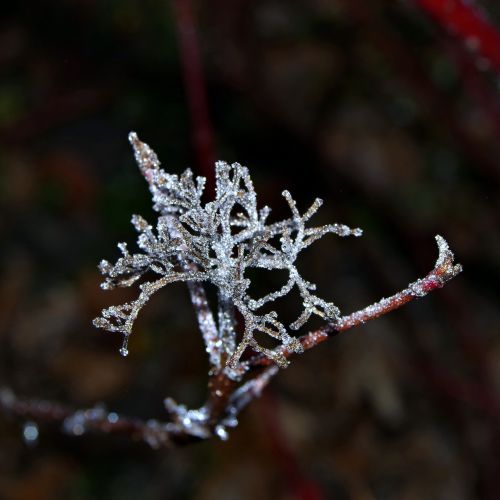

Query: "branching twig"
<box><xmin>0</xmin><ymin>234</ymin><xmax>462</xmax><ymax>448</ymax></box>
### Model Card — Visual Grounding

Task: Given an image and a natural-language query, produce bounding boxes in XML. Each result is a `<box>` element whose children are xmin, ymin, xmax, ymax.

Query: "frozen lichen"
<box><xmin>94</xmin><ymin>133</ymin><xmax>362</xmax><ymax>371</ymax></box>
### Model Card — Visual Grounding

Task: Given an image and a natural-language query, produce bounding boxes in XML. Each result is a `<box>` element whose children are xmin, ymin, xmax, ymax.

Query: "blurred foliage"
<box><xmin>1</xmin><ymin>1</ymin><xmax>500</xmax><ymax>499</ymax></box>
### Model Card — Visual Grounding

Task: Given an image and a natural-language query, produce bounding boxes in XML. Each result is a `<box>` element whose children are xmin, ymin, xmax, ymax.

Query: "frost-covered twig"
<box><xmin>0</xmin><ymin>234</ymin><xmax>461</xmax><ymax>447</ymax></box>
<box><xmin>336</xmin><ymin>235</ymin><xmax>462</xmax><ymax>329</ymax></box>
<box><xmin>94</xmin><ymin>133</ymin><xmax>362</xmax><ymax>370</ymax></box>
<box><xmin>0</xmin><ymin>134</ymin><xmax>462</xmax><ymax>448</ymax></box>
<box><xmin>0</xmin><ymin>231</ymin><xmax>461</xmax><ymax>447</ymax></box>
<box><xmin>0</xmin><ymin>387</ymin><xmax>199</xmax><ymax>447</ymax></box>
<box><xmin>249</xmin><ymin>234</ymin><xmax>462</xmax><ymax>367</ymax></box>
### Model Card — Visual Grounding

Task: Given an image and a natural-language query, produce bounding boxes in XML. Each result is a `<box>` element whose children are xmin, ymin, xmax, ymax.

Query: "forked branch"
<box><xmin>0</xmin><ymin>234</ymin><xmax>461</xmax><ymax>448</ymax></box>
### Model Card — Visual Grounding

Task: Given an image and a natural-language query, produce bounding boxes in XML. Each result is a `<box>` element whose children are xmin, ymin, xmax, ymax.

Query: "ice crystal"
<box><xmin>94</xmin><ymin>133</ymin><xmax>362</xmax><ymax>370</ymax></box>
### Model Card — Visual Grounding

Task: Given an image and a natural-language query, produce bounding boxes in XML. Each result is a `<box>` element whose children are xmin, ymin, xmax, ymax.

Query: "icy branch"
<box><xmin>94</xmin><ymin>133</ymin><xmax>362</xmax><ymax>370</ymax></box>
<box><xmin>249</xmin><ymin>234</ymin><xmax>462</xmax><ymax>367</ymax></box>
<box><xmin>0</xmin><ymin>134</ymin><xmax>462</xmax><ymax>449</ymax></box>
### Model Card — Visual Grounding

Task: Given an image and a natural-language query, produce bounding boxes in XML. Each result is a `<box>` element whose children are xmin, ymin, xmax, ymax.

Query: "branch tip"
<box><xmin>434</xmin><ymin>234</ymin><xmax>463</xmax><ymax>282</ymax></box>
<box><xmin>128</xmin><ymin>131</ymin><xmax>138</xmax><ymax>145</ymax></box>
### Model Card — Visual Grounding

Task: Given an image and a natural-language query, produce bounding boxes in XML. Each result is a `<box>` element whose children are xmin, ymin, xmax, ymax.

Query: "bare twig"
<box><xmin>0</xmin><ymin>387</ymin><xmax>195</xmax><ymax>448</ymax></box>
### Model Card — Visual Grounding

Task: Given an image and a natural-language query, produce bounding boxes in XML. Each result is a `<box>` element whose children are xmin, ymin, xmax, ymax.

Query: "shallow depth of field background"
<box><xmin>1</xmin><ymin>1</ymin><xmax>499</xmax><ymax>499</ymax></box>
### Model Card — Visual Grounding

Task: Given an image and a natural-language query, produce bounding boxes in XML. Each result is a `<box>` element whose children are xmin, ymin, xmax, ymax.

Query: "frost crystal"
<box><xmin>94</xmin><ymin>133</ymin><xmax>362</xmax><ymax>370</ymax></box>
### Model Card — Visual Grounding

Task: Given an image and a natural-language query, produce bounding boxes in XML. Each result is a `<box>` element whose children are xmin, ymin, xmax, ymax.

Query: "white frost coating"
<box><xmin>434</xmin><ymin>234</ymin><xmax>463</xmax><ymax>278</ymax></box>
<box><xmin>338</xmin><ymin>234</ymin><xmax>462</xmax><ymax>330</ymax></box>
<box><xmin>409</xmin><ymin>235</ymin><xmax>462</xmax><ymax>297</ymax></box>
<box><xmin>94</xmin><ymin>133</ymin><xmax>362</xmax><ymax>369</ymax></box>
<box><xmin>227</xmin><ymin>365</ymin><xmax>279</xmax><ymax>415</ymax></box>
<box><xmin>163</xmin><ymin>397</ymin><xmax>211</xmax><ymax>439</ymax></box>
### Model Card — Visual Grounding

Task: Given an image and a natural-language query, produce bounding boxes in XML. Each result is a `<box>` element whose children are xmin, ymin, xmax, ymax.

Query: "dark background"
<box><xmin>1</xmin><ymin>1</ymin><xmax>499</xmax><ymax>499</ymax></box>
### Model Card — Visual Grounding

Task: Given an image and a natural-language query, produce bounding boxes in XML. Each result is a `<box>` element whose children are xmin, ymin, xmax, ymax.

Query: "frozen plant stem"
<box><xmin>249</xmin><ymin>235</ymin><xmax>462</xmax><ymax>367</ymax></box>
<box><xmin>0</xmin><ymin>135</ymin><xmax>462</xmax><ymax>448</ymax></box>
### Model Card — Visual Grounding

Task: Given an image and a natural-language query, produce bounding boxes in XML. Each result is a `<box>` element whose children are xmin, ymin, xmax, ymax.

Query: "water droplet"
<box><xmin>107</xmin><ymin>412</ymin><xmax>119</xmax><ymax>424</ymax></box>
<box><xmin>119</xmin><ymin>337</ymin><xmax>129</xmax><ymax>357</ymax></box>
<box><xmin>215</xmin><ymin>425</ymin><xmax>228</xmax><ymax>440</ymax></box>
<box><xmin>23</xmin><ymin>421</ymin><xmax>39</xmax><ymax>445</ymax></box>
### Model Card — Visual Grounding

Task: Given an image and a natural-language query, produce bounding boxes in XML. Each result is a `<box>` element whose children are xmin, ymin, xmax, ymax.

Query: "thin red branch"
<box><xmin>0</xmin><ymin>388</ymin><xmax>197</xmax><ymax>447</ymax></box>
<box><xmin>414</xmin><ymin>0</ymin><xmax>500</xmax><ymax>72</ymax></box>
<box><xmin>172</xmin><ymin>0</ymin><xmax>216</xmax><ymax>196</ymax></box>
<box><xmin>249</xmin><ymin>235</ymin><xmax>462</xmax><ymax>368</ymax></box>
<box><xmin>340</xmin><ymin>0</ymin><xmax>500</xmax><ymax>181</ymax></box>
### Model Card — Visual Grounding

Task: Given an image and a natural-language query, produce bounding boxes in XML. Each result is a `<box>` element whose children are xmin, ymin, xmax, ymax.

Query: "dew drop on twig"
<box><xmin>119</xmin><ymin>337</ymin><xmax>129</xmax><ymax>357</ymax></box>
<box><xmin>22</xmin><ymin>421</ymin><xmax>39</xmax><ymax>446</ymax></box>
<box><xmin>215</xmin><ymin>425</ymin><xmax>229</xmax><ymax>440</ymax></box>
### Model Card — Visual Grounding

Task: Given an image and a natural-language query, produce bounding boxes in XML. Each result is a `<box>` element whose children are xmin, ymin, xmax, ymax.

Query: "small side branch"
<box><xmin>217</xmin><ymin>291</ymin><xmax>236</xmax><ymax>361</ymax></box>
<box><xmin>165</xmin><ymin>215</ymin><xmax>221</xmax><ymax>368</ymax></box>
<box><xmin>336</xmin><ymin>236</ymin><xmax>461</xmax><ymax>330</ymax></box>
<box><xmin>187</xmin><ymin>280</ymin><xmax>221</xmax><ymax>367</ymax></box>
<box><xmin>0</xmin><ymin>388</ymin><xmax>200</xmax><ymax>448</ymax></box>
<box><xmin>250</xmin><ymin>235</ymin><xmax>462</xmax><ymax>367</ymax></box>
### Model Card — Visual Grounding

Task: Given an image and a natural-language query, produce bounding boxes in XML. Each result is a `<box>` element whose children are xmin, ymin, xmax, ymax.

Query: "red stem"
<box><xmin>415</xmin><ymin>0</ymin><xmax>500</xmax><ymax>72</ymax></box>
<box><xmin>171</xmin><ymin>0</ymin><xmax>216</xmax><ymax>196</ymax></box>
<box><xmin>249</xmin><ymin>243</ymin><xmax>461</xmax><ymax>368</ymax></box>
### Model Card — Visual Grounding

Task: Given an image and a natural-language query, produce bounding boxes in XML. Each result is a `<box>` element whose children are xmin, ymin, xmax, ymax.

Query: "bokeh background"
<box><xmin>1</xmin><ymin>1</ymin><xmax>500</xmax><ymax>499</ymax></box>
